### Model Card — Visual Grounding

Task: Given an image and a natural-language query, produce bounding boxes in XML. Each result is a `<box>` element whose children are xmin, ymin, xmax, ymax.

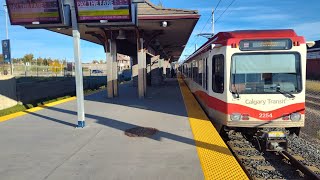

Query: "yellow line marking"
<box><xmin>178</xmin><ymin>77</ymin><xmax>248</xmax><ymax>180</ymax></box>
<box><xmin>0</xmin><ymin>88</ymin><xmax>106</xmax><ymax>123</ymax></box>
<box><xmin>0</xmin><ymin>97</ymin><xmax>76</xmax><ymax>123</ymax></box>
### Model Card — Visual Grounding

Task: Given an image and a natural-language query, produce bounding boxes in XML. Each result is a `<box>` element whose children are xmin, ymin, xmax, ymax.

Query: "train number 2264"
<box><xmin>259</xmin><ymin>113</ymin><xmax>273</xmax><ymax>118</ymax></box>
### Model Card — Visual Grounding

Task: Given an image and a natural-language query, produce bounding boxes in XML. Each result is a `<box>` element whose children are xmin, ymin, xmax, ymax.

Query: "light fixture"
<box><xmin>306</xmin><ymin>41</ymin><xmax>315</xmax><ymax>48</ymax></box>
<box><xmin>117</xmin><ymin>30</ymin><xmax>126</xmax><ymax>40</ymax></box>
<box><xmin>161</xmin><ymin>21</ymin><xmax>168</xmax><ymax>27</ymax></box>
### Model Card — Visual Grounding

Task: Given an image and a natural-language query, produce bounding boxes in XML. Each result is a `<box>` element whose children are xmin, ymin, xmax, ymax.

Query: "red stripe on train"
<box><xmin>194</xmin><ymin>91</ymin><xmax>305</xmax><ymax>121</ymax></box>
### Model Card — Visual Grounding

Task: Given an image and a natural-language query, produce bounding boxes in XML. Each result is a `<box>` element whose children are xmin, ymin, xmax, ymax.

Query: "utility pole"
<box><xmin>212</xmin><ymin>9</ymin><xmax>215</xmax><ymax>35</ymax></box>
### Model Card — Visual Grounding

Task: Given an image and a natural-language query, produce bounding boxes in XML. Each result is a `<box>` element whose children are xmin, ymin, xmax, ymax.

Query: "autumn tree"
<box><xmin>50</xmin><ymin>60</ymin><xmax>63</xmax><ymax>76</ymax></box>
<box><xmin>22</xmin><ymin>54</ymin><xmax>34</xmax><ymax>64</ymax></box>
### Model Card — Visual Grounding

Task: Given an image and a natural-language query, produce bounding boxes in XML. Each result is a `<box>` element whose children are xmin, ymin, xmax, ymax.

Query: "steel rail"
<box><xmin>279</xmin><ymin>151</ymin><xmax>320</xmax><ymax>180</ymax></box>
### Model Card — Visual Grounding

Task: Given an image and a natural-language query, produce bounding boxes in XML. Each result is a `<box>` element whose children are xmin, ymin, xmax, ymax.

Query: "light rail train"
<box><xmin>181</xmin><ymin>29</ymin><xmax>310</xmax><ymax>151</ymax></box>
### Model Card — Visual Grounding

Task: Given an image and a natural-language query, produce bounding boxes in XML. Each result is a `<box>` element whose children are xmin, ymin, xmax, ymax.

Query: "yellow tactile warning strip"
<box><xmin>0</xmin><ymin>97</ymin><xmax>77</xmax><ymax>123</ymax></box>
<box><xmin>178</xmin><ymin>77</ymin><xmax>248</xmax><ymax>180</ymax></box>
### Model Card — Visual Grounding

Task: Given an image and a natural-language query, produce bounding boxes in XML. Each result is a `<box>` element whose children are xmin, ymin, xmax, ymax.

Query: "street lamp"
<box><xmin>3</xmin><ymin>5</ymin><xmax>8</xmax><ymax>39</ymax></box>
<box><xmin>3</xmin><ymin>4</ymin><xmax>13</xmax><ymax>76</ymax></box>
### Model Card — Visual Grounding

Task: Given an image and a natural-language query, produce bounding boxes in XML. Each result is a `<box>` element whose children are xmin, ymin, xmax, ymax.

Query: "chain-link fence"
<box><xmin>0</xmin><ymin>63</ymin><xmax>107</xmax><ymax>77</ymax></box>
<box><xmin>304</xmin><ymin>80</ymin><xmax>320</xmax><ymax>140</ymax></box>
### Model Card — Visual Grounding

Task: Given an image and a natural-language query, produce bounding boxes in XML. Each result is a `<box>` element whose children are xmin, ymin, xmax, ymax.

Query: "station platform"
<box><xmin>0</xmin><ymin>78</ymin><xmax>247</xmax><ymax>180</ymax></box>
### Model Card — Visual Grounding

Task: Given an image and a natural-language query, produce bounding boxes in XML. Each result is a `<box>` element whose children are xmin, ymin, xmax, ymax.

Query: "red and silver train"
<box><xmin>181</xmin><ymin>29</ymin><xmax>309</xmax><ymax>151</ymax></box>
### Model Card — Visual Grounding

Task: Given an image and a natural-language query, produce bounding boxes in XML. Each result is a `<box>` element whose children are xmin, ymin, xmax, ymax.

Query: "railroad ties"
<box><xmin>225</xmin><ymin>130</ymin><xmax>320</xmax><ymax>179</ymax></box>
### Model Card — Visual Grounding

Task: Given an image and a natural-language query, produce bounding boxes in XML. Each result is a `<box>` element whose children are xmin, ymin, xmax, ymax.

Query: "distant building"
<box><xmin>307</xmin><ymin>40</ymin><xmax>320</xmax><ymax>79</ymax></box>
<box><xmin>117</xmin><ymin>54</ymin><xmax>131</xmax><ymax>72</ymax></box>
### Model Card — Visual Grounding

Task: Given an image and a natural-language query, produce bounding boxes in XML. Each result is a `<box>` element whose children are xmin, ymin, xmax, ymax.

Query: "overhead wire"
<box><xmin>182</xmin><ymin>0</ymin><xmax>223</xmax><ymax>60</ymax></box>
<box><xmin>215</xmin><ymin>0</ymin><xmax>236</xmax><ymax>23</ymax></box>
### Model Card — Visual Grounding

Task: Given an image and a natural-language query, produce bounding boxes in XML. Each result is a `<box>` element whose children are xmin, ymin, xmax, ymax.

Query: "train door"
<box><xmin>204</xmin><ymin>57</ymin><xmax>208</xmax><ymax>91</ymax></box>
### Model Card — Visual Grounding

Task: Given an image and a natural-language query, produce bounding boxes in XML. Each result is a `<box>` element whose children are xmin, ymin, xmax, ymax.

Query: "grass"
<box><xmin>306</xmin><ymin>80</ymin><xmax>320</xmax><ymax>92</ymax></box>
<box><xmin>0</xmin><ymin>86</ymin><xmax>106</xmax><ymax>117</ymax></box>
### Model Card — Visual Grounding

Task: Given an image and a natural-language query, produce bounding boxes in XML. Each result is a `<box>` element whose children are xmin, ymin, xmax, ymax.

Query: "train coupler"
<box><xmin>261</xmin><ymin>131</ymin><xmax>288</xmax><ymax>152</ymax></box>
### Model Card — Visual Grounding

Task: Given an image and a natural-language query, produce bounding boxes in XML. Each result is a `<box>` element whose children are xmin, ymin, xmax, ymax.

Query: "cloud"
<box><xmin>289</xmin><ymin>21</ymin><xmax>320</xmax><ymax>40</ymax></box>
<box><xmin>238</xmin><ymin>14</ymin><xmax>292</xmax><ymax>22</ymax></box>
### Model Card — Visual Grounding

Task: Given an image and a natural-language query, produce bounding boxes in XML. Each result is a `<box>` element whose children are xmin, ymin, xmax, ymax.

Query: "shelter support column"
<box><xmin>106</xmin><ymin>39</ymin><xmax>118</xmax><ymax>98</ymax></box>
<box><xmin>150</xmin><ymin>55</ymin><xmax>163</xmax><ymax>86</ymax></box>
<box><xmin>137</xmin><ymin>38</ymin><xmax>146</xmax><ymax>98</ymax></box>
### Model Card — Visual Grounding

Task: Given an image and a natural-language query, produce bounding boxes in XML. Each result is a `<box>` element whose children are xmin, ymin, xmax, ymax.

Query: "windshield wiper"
<box><xmin>265</xmin><ymin>85</ymin><xmax>295</xmax><ymax>98</ymax></box>
<box><xmin>275</xmin><ymin>88</ymin><xmax>295</xmax><ymax>98</ymax></box>
<box><xmin>231</xmin><ymin>90</ymin><xmax>240</xmax><ymax>98</ymax></box>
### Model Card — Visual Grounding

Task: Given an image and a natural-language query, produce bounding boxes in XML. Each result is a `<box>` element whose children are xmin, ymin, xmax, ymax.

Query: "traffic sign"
<box><xmin>2</xmin><ymin>39</ymin><xmax>11</xmax><ymax>63</ymax></box>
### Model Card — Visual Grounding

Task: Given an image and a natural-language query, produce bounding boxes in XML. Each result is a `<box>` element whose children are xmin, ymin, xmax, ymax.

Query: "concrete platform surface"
<box><xmin>0</xmin><ymin>79</ymin><xmax>203</xmax><ymax>180</ymax></box>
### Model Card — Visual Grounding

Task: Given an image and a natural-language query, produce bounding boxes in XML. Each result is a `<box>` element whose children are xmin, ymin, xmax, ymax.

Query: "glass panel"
<box><xmin>232</xmin><ymin>54</ymin><xmax>296</xmax><ymax>74</ymax></box>
<box><xmin>231</xmin><ymin>53</ymin><xmax>301</xmax><ymax>94</ymax></box>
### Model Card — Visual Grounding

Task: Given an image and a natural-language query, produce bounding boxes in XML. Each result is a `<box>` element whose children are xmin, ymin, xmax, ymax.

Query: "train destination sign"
<box><xmin>5</xmin><ymin>0</ymin><xmax>63</xmax><ymax>25</ymax></box>
<box><xmin>75</xmin><ymin>0</ymin><xmax>132</xmax><ymax>23</ymax></box>
<box><xmin>240</xmin><ymin>39</ymin><xmax>292</xmax><ymax>51</ymax></box>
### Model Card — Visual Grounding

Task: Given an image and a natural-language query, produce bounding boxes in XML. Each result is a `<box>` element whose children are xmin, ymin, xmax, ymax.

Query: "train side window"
<box><xmin>198</xmin><ymin>59</ymin><xmax>203</xmax><ymax>86</ymax></box>
<box><xmin>212</xmin><ymin>55</ymin><xmax>224</xmax><ymax>93</ymax></box>
<box><xmin>192</xmin><ymin>61</ymin><xmax>198</xmax><ymax>81</ymax></box>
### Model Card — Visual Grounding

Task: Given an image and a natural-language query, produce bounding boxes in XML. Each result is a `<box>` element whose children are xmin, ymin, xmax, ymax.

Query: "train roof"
<box><xmin>184</xmin><ymin>29</ymin><xmax>305</xmax><ymax>63</ymax></box>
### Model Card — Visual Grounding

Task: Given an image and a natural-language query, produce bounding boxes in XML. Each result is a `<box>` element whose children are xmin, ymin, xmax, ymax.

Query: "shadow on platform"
<box><xmin>84</xmin><ymin>78</ymin><xmax>189</xmax><ymax>118</ymax></box>
<box><xmin>25</xmin><ymin>105</ymin><xmax>232</xmax><ymax>157</ymax></box>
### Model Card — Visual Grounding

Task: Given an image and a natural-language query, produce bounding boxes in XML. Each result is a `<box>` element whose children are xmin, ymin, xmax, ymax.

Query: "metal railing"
<box><xmin>0</xmin><ymin>63</ymin><xmax>107</xmax><ymax>77</ymax></box>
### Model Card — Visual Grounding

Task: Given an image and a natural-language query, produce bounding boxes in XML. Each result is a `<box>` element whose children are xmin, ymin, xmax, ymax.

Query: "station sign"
<box><xmin>1</xmin><ymin>39</ymin><xmax>11</xmax><ymax>63</ymax></box>
<box><xmin>75</xmin><ymin>0</ymin><xmax>136</xmax><ymax>25</ymax></box>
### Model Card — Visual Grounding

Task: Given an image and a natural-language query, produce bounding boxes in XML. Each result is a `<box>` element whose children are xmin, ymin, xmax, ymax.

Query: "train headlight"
<box><xmin>230</xmin><ymin>113</ymin><xmax>242</xmax><ymax>121</ymax></box>
<box><xmin>290</xmin><ymin>113</ymin><xmax>301</xmax><ymax>121</ymax></box>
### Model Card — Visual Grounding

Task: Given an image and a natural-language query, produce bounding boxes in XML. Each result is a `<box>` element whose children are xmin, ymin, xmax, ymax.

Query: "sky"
<box><xmin>0</xmin><ymin>0</ymin><xmax>319</xmax><ymax>63</ymax></box>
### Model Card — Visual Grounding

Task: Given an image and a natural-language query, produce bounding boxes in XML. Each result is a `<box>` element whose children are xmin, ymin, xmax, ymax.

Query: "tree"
<box><xmin>50</xmin><ymin>60</ymin><xmax>62</xmax><ymax>76</ymax></box>
<box><xmin>22</xmin><ymin>54</ymin><xmax>34</xmax><ymax>64</ymax></box>
<box><xmin>36</xmin><ymin>57</ymin><xmax>44</xmax><ymax>66</ymax></box>
<box><xmin>0</xmin><ymin>54</ymin><xmax>3</xmax><ymax>62</ymax></box>
<box><xmin>92</xmin><ymin>60</ymin><xmax>99</xmax><ymax>64</ymax></box>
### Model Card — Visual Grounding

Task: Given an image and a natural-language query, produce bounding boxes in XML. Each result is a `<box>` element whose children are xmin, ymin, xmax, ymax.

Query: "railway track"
<box><xmin>225</xmin><ymin>130</ymin><xmax>320</xmax><ymax>179</ymax></box>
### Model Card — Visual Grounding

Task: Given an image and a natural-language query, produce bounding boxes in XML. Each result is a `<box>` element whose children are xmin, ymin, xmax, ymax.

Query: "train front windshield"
<box><xmin>230</xmin><ymin>53</ymin><xmax>302</xmax><ymax>94</ymax></box>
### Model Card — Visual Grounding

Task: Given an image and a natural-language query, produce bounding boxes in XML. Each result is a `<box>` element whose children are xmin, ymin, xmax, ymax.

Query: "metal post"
<box><xmin>67</xmin><ymin>1</ymin><xmax>85</xmax><ymax>128</ymax></box>
<box><xmin>36</xmin><ymin>58</ymin><xmax>39</xmax><ymax>77</ymax></box>
<box><xmin>4</xmin><ymin>5</ymin><xmax>13</xmax><ymax>76</ymax></box>
<box><xmin>4</xmin><ymin>5</ymin><xmax>8</xmax><ymax>39</ymax></box>
<box><xmin>60</xmin><ymin>60</ymin><xmax>63</xmax><ymax>76</ymax></box>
